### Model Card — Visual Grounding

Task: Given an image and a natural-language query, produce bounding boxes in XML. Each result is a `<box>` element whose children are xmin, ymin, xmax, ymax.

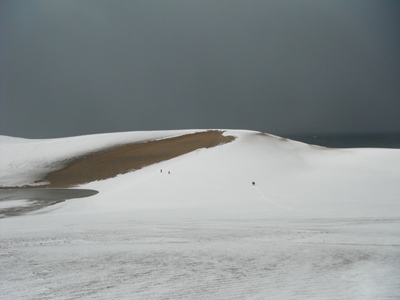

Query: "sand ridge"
<box><xmin>38</xmin><ymin>130</ymin><xmax>235</xmax><ymax>188</ymax></box>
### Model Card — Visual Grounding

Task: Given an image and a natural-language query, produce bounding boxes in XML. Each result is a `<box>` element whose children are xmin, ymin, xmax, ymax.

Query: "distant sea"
<box><xmin>287</xmin><ymin>132</ymin><xmax>400</xmax><ymax>149</ymax></box>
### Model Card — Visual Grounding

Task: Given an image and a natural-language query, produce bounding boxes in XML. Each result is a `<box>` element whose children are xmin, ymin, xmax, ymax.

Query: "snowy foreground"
<box><xmin>1</xmin><ymin>130</ymin><xmax>400</xmax><ymax>299</ymax></box>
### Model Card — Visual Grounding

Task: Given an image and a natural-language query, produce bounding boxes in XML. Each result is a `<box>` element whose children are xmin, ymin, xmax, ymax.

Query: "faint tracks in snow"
<box><xmin>254</xmin><ymin>186</ymin><xmax>299</xmax><ymax>212</ymax></box>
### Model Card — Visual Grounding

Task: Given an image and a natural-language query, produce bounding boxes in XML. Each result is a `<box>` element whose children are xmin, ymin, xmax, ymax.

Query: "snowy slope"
<box><xmin>0</xmin><ymin>130</ymin><xmax>198</xmax><ymax>187</ymax></box>
<box><xmin>14</xmin><ymin>129</ymin><xmax>397</xmax><ymax>219</ymax></box>
<box><xmin>1</xmin><ymin>129</ymin><xmax>400</xmax><ymax>299</ymax></box>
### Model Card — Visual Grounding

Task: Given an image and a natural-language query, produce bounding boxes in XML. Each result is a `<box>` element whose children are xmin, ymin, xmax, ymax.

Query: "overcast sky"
<box><xmin>1</xmin><ymin>0</ymin><xmax>399</xmax><ymax>138</ymax></box>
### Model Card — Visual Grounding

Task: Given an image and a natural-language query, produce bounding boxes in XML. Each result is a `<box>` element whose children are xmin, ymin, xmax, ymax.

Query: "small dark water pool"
<box><xmin>0</xmin><ymin>188</ymin><xmax>98</xmax><ymax>218</ymax></box>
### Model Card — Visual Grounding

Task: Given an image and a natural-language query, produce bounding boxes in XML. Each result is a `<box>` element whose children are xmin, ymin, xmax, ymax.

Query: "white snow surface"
<box><xmin>1</xmin><ymin>129</ymin><xmax>400</xmax><ymax>299</ymax></box>
<box><xmin>0</xmin><ymin>199</ymin><xmax>31</xmax><ymax>209</ymax></box>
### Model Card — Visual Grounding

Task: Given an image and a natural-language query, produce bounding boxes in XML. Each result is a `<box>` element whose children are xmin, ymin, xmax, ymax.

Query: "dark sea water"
<box><xmin>287</xmin><ymin>132</ymin><xmax>400</xmax><ymax>149</ymax></box>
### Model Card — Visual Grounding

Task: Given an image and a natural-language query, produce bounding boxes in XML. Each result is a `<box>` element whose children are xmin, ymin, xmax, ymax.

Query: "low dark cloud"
<box><xmin>1</xmin><ymin>0</ymin><xmax>399</xmax><ymax>138</ymax></box>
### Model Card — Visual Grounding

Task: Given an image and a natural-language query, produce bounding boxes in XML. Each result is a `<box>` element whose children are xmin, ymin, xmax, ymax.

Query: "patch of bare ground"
<box><xmin>35</xmin><ymin>130</ymin><xmax>235</xmax><ymax>188</ymax></box>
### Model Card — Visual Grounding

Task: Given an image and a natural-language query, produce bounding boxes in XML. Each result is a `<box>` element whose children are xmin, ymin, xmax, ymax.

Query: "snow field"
<box><xmin>1</xmin><ymin>129</ymin><xmax>400</xmax><ymax>299</ymax></box>
<box><xmin>1</xmin><ymin>216</ymin><xmax>399</xmax><ymax>299</ymax></box>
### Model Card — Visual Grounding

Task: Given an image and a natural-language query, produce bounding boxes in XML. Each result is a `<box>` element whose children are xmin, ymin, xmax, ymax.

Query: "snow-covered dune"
<box><xmin>0</xmin><ymin>129</ymin><xmax>200</xmax><ymax>187</ymax></box>
<box><xmin>2</xmin><ymin>129</ymin><xmax>398</xmax><ymax>218</ymax></box>
<box><xmin>1</xmin><ymin>129</ymin><xmax>400</xmax><ymax>299</ymax></box>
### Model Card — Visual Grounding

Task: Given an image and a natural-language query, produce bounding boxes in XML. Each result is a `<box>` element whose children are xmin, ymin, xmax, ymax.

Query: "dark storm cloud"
<box><xmin>1</xmin><ymin>0</ymin><xmax>399</xmax><ymax>138</ymax></box>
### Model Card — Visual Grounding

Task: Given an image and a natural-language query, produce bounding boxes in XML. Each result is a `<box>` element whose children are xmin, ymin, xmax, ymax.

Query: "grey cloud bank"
<box><xmin>1</xmin><ymin>0</ymin><xmax>399</xmax><ymax>138</ymax></box>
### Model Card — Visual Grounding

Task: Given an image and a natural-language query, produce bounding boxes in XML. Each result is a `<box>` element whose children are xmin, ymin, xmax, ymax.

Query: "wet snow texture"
<box><xmin>1</xmin><ymin>130</ymin><xmax>400</xmax><ymax>299</ymax></box>
<box><xmin>1</xmin><ymin>215</ymin><xmax>400</xmax><ymax>300</ymax></box>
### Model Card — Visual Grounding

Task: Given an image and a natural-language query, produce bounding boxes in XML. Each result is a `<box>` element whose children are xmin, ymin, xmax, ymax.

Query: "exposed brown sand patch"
<box><xmin>36</xmin><ymin>130</ymin><xmax>235</xmax><ymax>188</ymax></box>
